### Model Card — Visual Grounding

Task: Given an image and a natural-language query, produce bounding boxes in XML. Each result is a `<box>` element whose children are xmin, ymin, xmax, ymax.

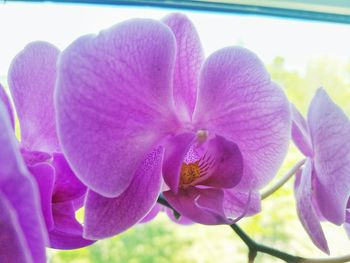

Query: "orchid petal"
<box><xmin>84</xmin><ymin>147</ymin><xmax>164</xmax><ymax>239</ymax></box>
<box><xmin>309</xmin><ymin>88</ymin><xmax>350</xmax><ymax>225</ymax></box>
<box><xmin>0</xmin><ymin>192</ymin><xmax>32</xmax><ymax>263</ymax></box>
<box><xmin>8</xmin><ymin>41</ymin><xmax>60</xmax><ymax>152</ymax></box>
<box><xmin>223</xmin><ymin>190</ymin><xmax>261</xmax><ymax>218</ymax></box>
<box><xmin>162</xmin><ymin>13</ymin><xmax>204</xmax><ymax>120</ymax></box>
<box><xmin>49</xmin><ymin>202</ymin><xmax>95</xmax><ymax>249</ymax></box>
<box><xmin>56</xmin><ymin>19</ymin><xmax>179</xmax><ymax>197</ymax></box>
<box><xmin>52</xmin><ymin>153</ymin><xmax>87</xmax><ymax>203</ymax></box>
<box><xmin>165</xmin><ymin>207</ymin><xmax>193</xmax><ymax>225</ymax></box>
<box><xmin>200</xmin><ymin>135</ymin><xmax>243</xmax><ymax>189</ymax></box>
<box><xmin>291</xmin><ymin>104</ymin><xmax>313</xmax><ymax>157</ymax></box>
<box><xmin>0</xmin><ymin>83</ymin><xmax>14</xmax><ymax>128</ymax></box>
<box><xmin>163</xmin><ymin>132</ymin><xmax>195</xmax><ymax>193</ymax></box>
<box><xmin>0</xmin><ymin>102</ymin><xmax>47</xmax><ymax>262</ymax></box>
<box><xmin>193</xmin><ymin>47</ymin><xmax>290</xmax><ymax>190</ymax></box>
<box><xmin>344</xmin><ymin>208</ymin><xmax>350</xmax><ymax>239</ymax></box>
<box><xmin>294</xmin><ymin>158</ymin><xmax>329</xmax><ymax>254</ymax></box>
<box><xmin>139</xmin><ymin>203</ymin><xmax>162</xmax><ymax>224</ymax></box>
<box><xmin>28</xmin><ymin>163</ymin><xmax>55</xmax><ymax>231</ymax></box>
<box><xmin>164</xmin><ymin>187</ymin><xmax>228</xmax><ymax>225</ymax></box>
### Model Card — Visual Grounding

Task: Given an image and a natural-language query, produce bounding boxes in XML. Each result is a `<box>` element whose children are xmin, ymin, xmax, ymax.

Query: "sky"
<box><xmin>1</xmin><ymin>2</ymin><xmax>350</xmax><ymax>76</ymax></box>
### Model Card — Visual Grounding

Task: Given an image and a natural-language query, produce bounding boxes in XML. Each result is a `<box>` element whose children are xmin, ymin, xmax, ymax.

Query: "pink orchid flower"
<box><xmin>55</xmin><ymin>13</ymin><xmax>291</xmax><ymax>239</ymax></box>
<box><xmin>5</xmin><ymin>41</ymin><xmax>93</xmax><ymax>249</ymax></box>
<box><xmin>0</xmin><ymin>96</ymin><xmax>47</xmax><ymax>263</ymax></box>
<box><xmin>292</xmin><ymin>88</ymin><xmax>350</xmax><ymax>254</ymax></box>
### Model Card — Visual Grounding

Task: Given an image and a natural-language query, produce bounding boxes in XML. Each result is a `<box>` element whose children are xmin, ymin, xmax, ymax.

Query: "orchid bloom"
<box><xmin>55</xmin><ymin>13</ymin><xmax>291</xmax><ymax>239</ymax></box>
<box><xmin>0</xmin><ymin>92</ymin><xmax>47</xmax><ymax>263</ymax></box>
<box><xmin>292</xmin><ymin>88</ymin><xmax>350</xmax><ymax>254</ymax></box>
<box><xmin>6</xmin><ymin>41</ymin><xmax>93</xmax><ymax>249</ymax></box>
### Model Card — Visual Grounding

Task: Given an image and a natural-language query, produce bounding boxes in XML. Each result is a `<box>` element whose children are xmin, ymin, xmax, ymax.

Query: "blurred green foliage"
<box><xmin>28</xmin><ymin>56</ymin><xmax>350</xmax><ymax>262</ymax></box>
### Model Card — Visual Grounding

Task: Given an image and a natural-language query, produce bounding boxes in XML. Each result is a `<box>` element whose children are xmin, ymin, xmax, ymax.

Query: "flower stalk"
<box><xmin>157</xmin><ymin>194</ymin><xmax>350</xmax><ymax>263</ymax></box>
<box><xmin>261</xmin><ymin>159</ymin><xmax>306</xmax><ymax>200</ymax></box>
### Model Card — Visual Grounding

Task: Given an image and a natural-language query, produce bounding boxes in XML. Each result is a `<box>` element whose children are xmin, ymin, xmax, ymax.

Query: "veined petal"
<box><xmin>51</xmin><ymin>153</ymin><xmax>87</xmax><ymax>203</ymax></box>
<box><xmin>0</xmin><ymin>83</ymin><xmax>14</xmax><ymax>129</ymax></box>
<box><xmin>223</xmin><ymin>190</ymin><xmax>261</xmax><ymax>218</ymax></box>
<box><xmin>193</xmin><ymin>47</ymin><xmax>291</xmax><ymax>191</ymax></box>
<box><xmin>49</xmin><ymin>202</ymin><xmax>95</xmax><ymax>249</ymax></box>
<box><xmin>0</xmin><ymin>102</ymin><xmax>48</xmax><ymax>263</ymax></box>
<box><xmin>164</xmin><ymin>187</ymin><xmax>228</xmax><ymax>225</ymax></box>
<box><xmin>28</xmin><ymin>163</ymin><xmax>55</xmax><ymax>231</ymax></box>
<box><xmin>8</xmin><ymin>41</ymin><xmax>60</xmax><ymax>152</ymax></box>
<box><xmin>56</xmin><ymin>19</ymin><xmax>179</xmax><ymax>197</ymax></box>
<box><xmin>291</xmin><ymin>104</ymin><xmax>313</xmax><ymax>157</ymax></box>
<box><xmin>200</xmin><ymin>135</ymin><xmax>243</xmax><ymax>189</ymax></box>
<box><xmin>84</xmin><ymin>147</ymin><xmax>164</xmax><ymax>239</ymax></box>
<box><xmin>0</xmin><ymin>192</ymin><xmax>32</xmax><ymax>263</ymax></box>
<box><xmin>163</xmin><ymin>132</ymin><xmax>195</xmax><ymax>193</ymax></box>
<box><xmin>162</xmin><ymin>13</ymin><xmax>204</xmax><ymax>120</ymax></box>
<box><xmin>294</xmin><ymin>159</ymin><xmax>329</xmax><ymax>254</ymax></box>
<box><xmin>309</xmin><ymin>88</ymin><xmax>350</xmax><ymax>225</ymax></box>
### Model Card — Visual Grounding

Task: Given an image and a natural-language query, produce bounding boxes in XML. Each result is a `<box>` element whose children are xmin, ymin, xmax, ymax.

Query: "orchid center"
<box><xmin>179</xmin><ymin>153</ymin><xmax>214</xmax><ymax>188</ymax></box>
<box><xmin>179</xmin><ymin>161</ymin><xmax>201</xmax><ymax>186</ymax></box>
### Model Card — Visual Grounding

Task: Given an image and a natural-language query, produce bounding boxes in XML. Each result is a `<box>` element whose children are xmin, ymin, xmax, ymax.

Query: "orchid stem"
<box><xmin>261</xmin><ymin>159</ymin><xmax>306</xmax><ymax>200</ymax></box>
<box><xmin>156</xmin><ymin>194</ymin><xmax>350</xmax><ymax>263</ymax></box>
<box><xmin>230</xmin><ymin>224</ymin><xmax>302</xmax><ymax>262</ymax></box>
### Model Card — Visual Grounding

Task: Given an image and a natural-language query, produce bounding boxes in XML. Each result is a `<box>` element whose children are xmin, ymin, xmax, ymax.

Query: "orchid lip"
<box><xmin>179</xmin><ymin>152</ymin><xmax>215</xmax><ymax>189</ymax></box>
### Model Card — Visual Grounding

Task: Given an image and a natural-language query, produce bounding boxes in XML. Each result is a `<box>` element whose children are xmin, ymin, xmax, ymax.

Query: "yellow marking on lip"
<box><xmin>179</xmin><ymin>161</ymin><xmax>201</xmax><ymax>186</ymax></box>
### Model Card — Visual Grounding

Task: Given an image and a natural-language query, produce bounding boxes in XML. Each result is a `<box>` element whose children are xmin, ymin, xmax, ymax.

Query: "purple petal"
<box><xmin>200</xmin><ymin>135</ymin><xmax>243</xmax><ymax>189</ymax></box>
<box><xmin>51</xmin><ymin>153</ymin><xmax>87</xmax><ymax>203</ymax></box>
<box><xmin>139</xmin><ymin>203</ymin><xmax>162</xmax><ymax>224</ymax></box>
<box><xmin>163</xmin><ymin>132</ymin><xmax>195</xmax><ymax>193</ymax></box>
<box><xmin>164</xmin><ymin>187</ymin><xmax>228</xmax><ymax>225</ymax></box>
<box><xmin>0</xmin><ymin>192</ymin><xmax>32</xmax><ymax>263</ymax></box>
<box><xmin>291</xmin><ymin>104</ymin><xmax>313</xmax><ymax>157</ymax></box>
<box><xmin>308</xmin><ymin>88</ymin><xmax>350</xmax><ymax>225</ymax></box>
<box><xmin>223</xmin><ymin>190</ymin><xmax>261</xmax><ymax>218</ymax></box>
<box><xmin>344</xmin><ymin>208</ymin><xmax>350</xmax><ymax>239</ymax></box>
<box><xmin>84</xmin><ymin>147</ymin><xmax>164</xmax><ymax>239</ymax></box>
<box><xmin>0</xmin><ymin>102</ymin><xmax>48</xmax><ymax>262</ymax></box>
<box><xmin>49</xmin><ymin>202</ymin><xmax>95</xmax><ymax>249</ymax></box>
<box><xmin>56</xmin><ymin>19</ymin><xmax>180</xmax><ymax>197</ymax></box>
<box><xmin>193</xmin><ymin>47</ymin><xmax>291</xmax><ymax>191</ymax></box>
<box><xmin>8</xmin><ymin>41</ymin><xmax>60</xmax><ymax>152</ymax></box>
<box><xmin>21</xmin><ymin>148</ymin><xmax>51</xmax><ymax>166</ymax></box>
<box><xmin>0</xmin><ymin>83</ymin><xmax>14</xmax><ymax>129</ymax></box>
<box><xmin>162</xmin><ymin>13</ymin><xmax>204</xmax><ymax>120</ymax></box>
<box><xmin>294</xmin><ymin>158</ymin><xmax>329</xmax><ymax>254</ymax></box>
<box><xmin>28</xmin><ymin>163</ymin><xmax>55</xmax><ymax>231</ymax></box>
<box><xmin>165</xmin><ymin>207</ymin><xmax>193</xmax><ymax>225</ymax></box>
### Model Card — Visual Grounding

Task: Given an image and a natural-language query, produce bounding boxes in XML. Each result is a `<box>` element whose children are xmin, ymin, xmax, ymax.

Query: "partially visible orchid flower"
<box><xmin>6</xmin><ymin>41</ymin><xmax>93</xmax><ymax>249</ymax></box>
<box><xmin>292</xmin><ymin>88</ymin><xmax>350</xmax><ymax>254</ymax></box>
<box><xmin>55</xmin><ymin>13</ymin><xmax>291</xmax><ymax>239</ymax></box>
<box><xmin>0</xmin><ymin>94</ymin><xmax>47</xmax><ymax>263</ymax></box>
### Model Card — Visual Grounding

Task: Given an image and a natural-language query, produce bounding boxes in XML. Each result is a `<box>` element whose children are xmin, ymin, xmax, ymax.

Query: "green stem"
<box><xmin>230</xmin><ymin>224</ymin><xmax>302</xmax><ymax>262</ymax></box>
<box><xmin>261</xmin><ymin>159</ymin><xmax>306</xmax><ymax>200</ymax></box>
<box><xmin>156</xmin><ymin>195</ymin><xmax>350</xmax><ymax>263</ymax></box>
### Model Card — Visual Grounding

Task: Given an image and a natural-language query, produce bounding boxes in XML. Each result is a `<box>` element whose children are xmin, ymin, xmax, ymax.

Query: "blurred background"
<box><xmin>1</xmin><ymin>2</ymin><xmax>350</xmax><ymax>262</ymax></box>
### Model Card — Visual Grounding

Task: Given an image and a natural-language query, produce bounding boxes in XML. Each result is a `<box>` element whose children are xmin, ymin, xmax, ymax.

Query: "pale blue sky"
<box><xmin>1</xmin><ymin>2</ymin><xmax>350</xmax><ymax>76</ymax></box>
